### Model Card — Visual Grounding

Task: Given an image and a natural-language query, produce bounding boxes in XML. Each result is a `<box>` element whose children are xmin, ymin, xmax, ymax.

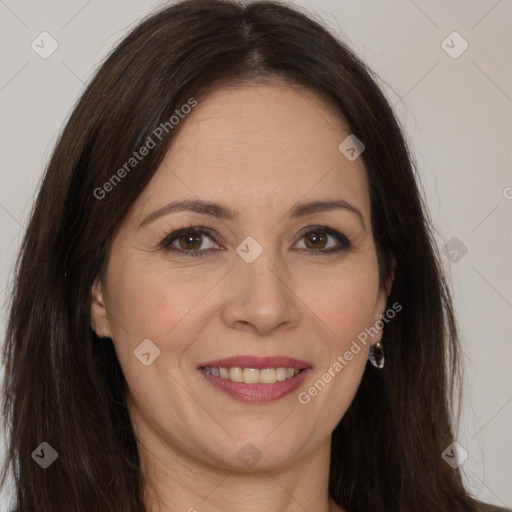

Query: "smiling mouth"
<box><xmin>201</xmin><ymin>366</ymin><xmax>304</xmax><ymax>384</ymax></box>
<box><xmin>197</xmin><ymin>356</ymin><xmax>312</xmax><ymax>402</ymax></box>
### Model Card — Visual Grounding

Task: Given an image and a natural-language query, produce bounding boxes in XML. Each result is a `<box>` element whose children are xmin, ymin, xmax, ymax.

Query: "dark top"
<box><xmin>10</xmin><ymin>500</ymin><xmax>512</xmax><ymax>511</ymax></box>
<box><xmin>477</xmin><ymin>502</ymin><xmax>512</xmax><ymax>512</ymax></box>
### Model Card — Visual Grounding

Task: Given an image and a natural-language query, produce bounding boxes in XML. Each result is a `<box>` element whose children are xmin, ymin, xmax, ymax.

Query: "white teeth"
<box><xmin>203</xmin><ymin>366</ymin><xmax>303</xmax><ymax>384</ymax></box>
<box><xmin>243</xmin><ymin>368</ymin><xmax>259</xmax><ymax>383</ymax></box>
<box><xmin>229</xmin><ymin>367</ymin><xmax>243</xmax><ymax>382</ymax></box>
<box><xmin>259</xmin><ymin>368</ymin><xmax>276</xmax><ymax>383</ymax></box>
<box><xmin>275</xmin><ymin>367</ymin><xmax>287</xmax><ymax>381</ymax></box>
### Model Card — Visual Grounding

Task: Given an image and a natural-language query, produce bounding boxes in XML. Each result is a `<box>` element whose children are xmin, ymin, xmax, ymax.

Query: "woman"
<box><xmin>1</xmin><ymin>0</ymin><xmax>509</xmax><ymax>511</ymax></box>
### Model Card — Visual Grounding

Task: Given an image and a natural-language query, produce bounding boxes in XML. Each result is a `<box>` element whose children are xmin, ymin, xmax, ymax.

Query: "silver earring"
<box><xmin>369</xmin><ymin>341</ymin><xmax>385</xmax><ymax>369</ymax></box>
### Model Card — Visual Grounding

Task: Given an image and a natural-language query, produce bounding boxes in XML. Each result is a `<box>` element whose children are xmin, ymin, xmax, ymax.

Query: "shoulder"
<box><xmin>475</xmin><ymin>501</ymin><xmax>512</xmax><ymax>512</ymax></box>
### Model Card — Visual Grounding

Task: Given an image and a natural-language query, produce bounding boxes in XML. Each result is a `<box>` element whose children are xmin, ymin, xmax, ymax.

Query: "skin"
<box><xmin>90</xmin><ymin>79</ymin><xmax>393</xmax><ymax>512</ymax></box>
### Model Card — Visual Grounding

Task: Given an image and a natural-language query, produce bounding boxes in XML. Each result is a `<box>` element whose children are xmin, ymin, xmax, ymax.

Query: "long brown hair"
<box><xmin>1</xmin><ymin>0</ymin><xmax>482</xmax><ymax>510</ymax></box>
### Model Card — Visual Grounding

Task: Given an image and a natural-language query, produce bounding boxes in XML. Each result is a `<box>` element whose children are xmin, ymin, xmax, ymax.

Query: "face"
<box><xmin>90</xmin><ymin>80</ymin><xmax>391</xmax><ymax>472</ymax></box>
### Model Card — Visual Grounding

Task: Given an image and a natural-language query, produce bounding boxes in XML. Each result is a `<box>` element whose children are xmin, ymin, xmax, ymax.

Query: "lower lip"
<box><xmin>199</xmin><ymin>368</ymin><xmax>311</xmax><ymax>403</ymax></box>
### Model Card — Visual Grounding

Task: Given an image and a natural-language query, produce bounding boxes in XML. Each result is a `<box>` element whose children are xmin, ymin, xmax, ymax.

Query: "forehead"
<box><xmin>132</xmin><ymin>81</ymin><xmax>370</xmax><ymax>221</ymax></box>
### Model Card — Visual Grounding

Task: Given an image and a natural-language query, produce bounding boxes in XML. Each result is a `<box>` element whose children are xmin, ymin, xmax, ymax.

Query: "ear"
<box><xmin>383</xmin><ymin>255</ymin><xmax>396</xmax><ymax>300</ymax></box>
<box><xmin>90</xmin><ymin>277</ymin><xmax>112</xmax><ymax>338</ymax></box>
<box><xmin>373</xmin><ymin>256</ymin><xmax>396</xmax><ymax>342</ymax></box>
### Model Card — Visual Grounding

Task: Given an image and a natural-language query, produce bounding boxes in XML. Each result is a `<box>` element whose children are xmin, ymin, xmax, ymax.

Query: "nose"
<box><xmin>221</xmin><ymin>245</ymin><xmax>301</xmax><ymax>336</ymax></box>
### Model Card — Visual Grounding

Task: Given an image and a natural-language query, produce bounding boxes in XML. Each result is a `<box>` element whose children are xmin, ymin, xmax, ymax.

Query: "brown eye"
<box><xmin>161</xmin><ymin>225</ymin><xmax>350</xmax><ymax>258</ymax></box>
<box><xmin>177</xmin><ymin>231</ymin><xmax>203</xmax><ymax>250</ymax></box>
<box><xmin>295</xmin><ymin>226</ymin><xmax>351</xmax><ymax>255</ymax></box>
<box><xmin>303</xmin><ymin>230</ymin><xmax>328</xmax><ymax>250</ymax></box>
<box><xmin>161</xmin><ymin>227</ymin><xmax>217</xmax><ymax>256</ymax></box>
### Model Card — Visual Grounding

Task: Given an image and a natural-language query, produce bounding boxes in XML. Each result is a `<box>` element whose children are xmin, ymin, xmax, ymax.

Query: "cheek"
<box><xmin>108</xmin><ymin>245</ymin><xmax>203</xmax><ymax>318</ymax></box>
<box><xmin>104</xmin><ymin>254</ymin><xmax>214</xmax><ymax>367</ymax></box>
<box><xmin>303</xmin><ymin>264</ymin><xmax>381</xmax><ymax>342</ymax></box>
<box><xmin>299</xmin><ymin>275</ymin><xmax>377</xmax><ymax>427</ymax></box>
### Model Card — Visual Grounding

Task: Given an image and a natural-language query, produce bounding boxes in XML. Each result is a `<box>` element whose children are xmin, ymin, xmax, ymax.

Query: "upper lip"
<box><xmin>198</xmin><ymin>355</ymin><xmax>312</xmax><ymax>370</ymax></box>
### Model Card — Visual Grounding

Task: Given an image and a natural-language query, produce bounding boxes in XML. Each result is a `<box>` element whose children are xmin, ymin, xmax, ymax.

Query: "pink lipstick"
<box><xmin>198</xmin><ymin>355</ymin><xmax>312</xmax><ymax>403</ymax></box>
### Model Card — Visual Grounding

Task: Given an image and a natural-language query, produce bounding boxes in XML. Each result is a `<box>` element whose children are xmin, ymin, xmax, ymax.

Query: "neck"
<box><xmin>136</xmin><ymin>422</ymin><xmax>343</xmax><ymax>512</ymax></box>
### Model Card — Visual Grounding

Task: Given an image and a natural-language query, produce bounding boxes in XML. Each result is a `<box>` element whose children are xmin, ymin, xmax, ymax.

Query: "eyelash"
<box><xmin>160</xmin><ymin>224</ymin><xmax>352</xmax><ymax>257</ymax></box>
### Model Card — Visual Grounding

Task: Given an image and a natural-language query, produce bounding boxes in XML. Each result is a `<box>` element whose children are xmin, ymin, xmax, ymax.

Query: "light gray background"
<box><xmin>0</xmin><ymin>0</ymin><xmax>511</xmax><ymax>509</ymax></box>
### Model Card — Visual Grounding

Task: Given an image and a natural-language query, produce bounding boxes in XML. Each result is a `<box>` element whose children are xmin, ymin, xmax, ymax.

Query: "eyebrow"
<box><xmin>139</xmin><ymin>198</ymin><xmax>366</xmax><ymax>231</ymax></box>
